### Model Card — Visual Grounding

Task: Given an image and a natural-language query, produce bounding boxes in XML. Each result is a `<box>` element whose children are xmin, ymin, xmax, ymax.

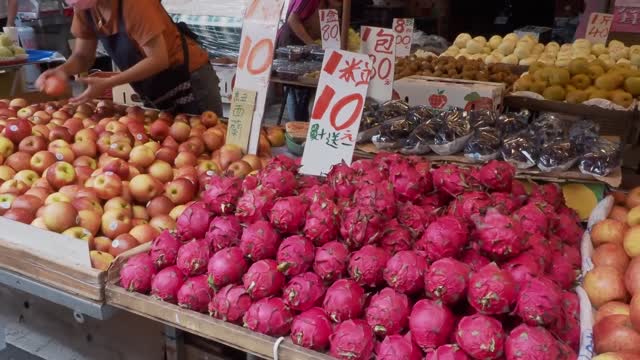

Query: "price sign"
<box><xmin>360</xmin><ymin>26</ymin><xmax>396</xmax><ymax>103</ymax></box>
<box><xmin>226</xmin><ymin>88</ymin><xmax>257</xmax><ymax>152</ymax></box>
<box><xmin>393</xmin><ymin>18</ymin><xmax>414</xmax><ymax>57</ymax></box>
<box><xmin>320</xmin><ymin>9</ymin><xmax>341</xmax><ymax>49</ymax></box>
<box><xmin>234</xmin><ymin>0</ymin><xmax>285</xmax><ymax>154</ymax></box>
<box><xmin>586</xmin><ymin>12</ymin><xmax>614</xmax><ymax>43</ymax></box>
<box><xmin>300</xmin><ymin>50</ymin><xmax>371</xmax><ymax>176</ymax></box>
<box><xmin>612</xmin><ymin>0</ymin><xmax>640</xmax><ymax>33</ymax></box>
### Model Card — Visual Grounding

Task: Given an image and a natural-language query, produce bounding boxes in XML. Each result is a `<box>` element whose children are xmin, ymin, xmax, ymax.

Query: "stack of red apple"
<box><xmin>0</xmin><ymin>98</ymin><xmax>283</xmax><ymax>271</ymax></box>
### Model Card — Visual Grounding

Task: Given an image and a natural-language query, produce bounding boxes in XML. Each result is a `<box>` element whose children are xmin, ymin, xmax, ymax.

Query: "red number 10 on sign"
<box><xmin>238</xmin><ymin>36</ymin><xmax>274</xmax><ymax>76</ymax></box>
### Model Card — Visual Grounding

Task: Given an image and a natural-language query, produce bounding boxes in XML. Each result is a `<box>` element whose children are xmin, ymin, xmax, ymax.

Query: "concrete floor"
<box><xmin>0</xmin><ymin>345</ymin><xmax>41</xmax><ymax>360</ymax></box>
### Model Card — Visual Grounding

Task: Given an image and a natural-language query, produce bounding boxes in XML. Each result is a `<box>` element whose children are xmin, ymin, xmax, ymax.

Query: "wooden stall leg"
<box><xmin>0</xmin><ymin>318</ymin><xmax>5</xmax><ymax>351</ymax></box>
<box><xmin>165</xmin><ymin>326</ymin><xmax>185</xmax><ymax>360</ymax></box>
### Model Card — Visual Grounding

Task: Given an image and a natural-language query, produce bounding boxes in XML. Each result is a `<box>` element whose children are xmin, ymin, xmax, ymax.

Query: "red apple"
<box><xmin>179</xmin><ymin>137</ymin><xmax>206</xmax><ymax>156</ymax></box>
<box><xmin>201</xmin><ymin>110</ymin><xmax>219</xmax><ymax>127</ymax></box>
<box><xmin>42</xmin><ymin>201</ymin><xmax>78</xmax><ymax>232</ymax></box>
<box><xmin>5</xmin><ymin>151</ymin><xmax>32</xmax><ymax>172</ymax></box>
<box><xmin>155</xmin><ymin>147</ymin><xmax>177</xmax><ymax>165</ymax></box>
<box><xmin>16</xmin><ymin>107</ymin><xmax>34</xmax><ymax>119</ymax></box>
<box><xmin>25</xmin><ymin>187</ymin><xmax>50</xmax><ymax>203</ymax></box>
<box><xmin>30</xmin><ymin>151</ymin><xmax>56</xmax><ymax>174</ymax></box>
<box><xmin>32</xmin><ymin>110</ymin><xmax>52</xmax><ymax>125</ymax></box>
<box><xmin>4</xmin><ymin>208</ymin><xmax>35</xmax><ymax>224</ymax></box>
<box><xmin>18</xmin><ymin>135</ymin><xmax>47</xmax><ymax>155</ymax></box>
<box><xmin>132</xmin><ymin>205</ymin><xmax>149</xmax><ymax>220</ymax></box>
<box><xmin>149</xmin><ymin>120</ymin><xmax>170</xmax><ymax>141</ymax></box>
<box><xmin>73</xmin><ymin>155</ymin><xmax>97</xmax><ymax>169</ymax></box>
<box><xmin>0</xmin><ymin>179</ymin><xmax>28</xmax><ymax>195</ymax></box>
<box><xmin>165</xmin><ymin>178</ymin><xmax>197</xmax><ymax>205</ymax></box>
<box><xmin>149</xmin><ymin>215</ymin><xmax>176</xmax><ymax>232</ymax></box>
<box><xmin>146</xmin><ymin>195</ymin><xmax>174</xmax><ymax>217</ymax></box>
<box><xmin>101</xmin><ymin>209</ymin><xmax>132</xmax><ymax>239</ymax></box>
<box><xmin>162</xmin><ymin>136</ymin><xmax>179</xmax><ymax>150</ymax></box>
<box><xmin>48</xmin><ymin>126</ymin><xmax>72</xmax><ymax>143</ymax></box>
<box><xmin>129</xmin><ymin>145</ymin><xmax>155</xmax><ymax>168</ymax></box>
<box><xmin>62</xmin><ymin>117</ymin><xmax>83</xmax><ymax>135</ymax></box>
<box><xmin>169</xmin><ymin>122</ymin><xmax>191</xmax><ymax>142</ymax></box>
<box><xmin>0</xmin><ymin>193</ymin><xmax>15</xmax><ymax>214</ymax></box>
<box><xmin>14</xmin><ymin>169</ymin><xmax>39</xmax><ymax>187</ymax></box>
<box><xmin>129</xmin><ymin>224</ymin><xmax>159</xmax><ymax>244</ymax></box>
<box><xmin>91</xmin><ymin>172</ymin><xmax>123</xmax><ymax>200</ymax></box>
<box><xmin>0</xmin><ymin>135</ymin><xmax>15</xmax><ymax>157</ymax></box>
<box><xmin>45</xmin><ymin>161</ymin><xmax>76</xmax><ymax>190</ymax></box>
<box><xmin>10</xmin><ymin>194</ymin><xmax>43</xmax><ymax>216</ymax></box>
<box><xmin>202</xmin><ymin>128</ymin><xmax>224</xmax><ymax>152</ymax></box>
<box><xmin>148</xmin><ymin>160</ymin><xmax>173</xmax><ymax>183</ymax></box>
<box><xmin>102</xmin><ymin>158</ymin><xmax>130</xmax><ymax>179</ymax></box>
<box><xmin>72</xmin><ymin>196</ymin><xmax>103</xmax><ymax>215</ymax></box>
<box><xmin>129</xmin><ymin>174</ymin><xmax>163</xmax><ymax>203</ymax></box>
<box><xmin>62</xmin><ymin>227</ymin><xmax>94</xmax><ymax>242</ymax></box>
<box><xmin>91</xmin><ymin>237</ymin><xmax>112</xmax><ymax>252</ymax></box>
<box><xmin>0</xmin><ymin>164</ymin><xmax>14</xmax><ymax>181</ymax></box>
<box><xmin>174</xmin><ymin>151</ymin><xmax>197</xmax><ymax>168</ymax></box>
<box><xmin>77</xmin><ymin>209</ymin><xmax>101</xmax><ymax>236</ymax></box>
<box><xmin>71</xmin><ymin>140</ymin><xmax>97</xmax><ymax>158</ymax></box>
<box><xmin>103</xmin><ymin>197</ymin><xmax>133</xmax><ymax>217</ymax></box>
<box><xmin>196</xmin><ymin>160</ymin><xmax>221</xmax><ymax>177</ymax></box>
<box><xmin>174</xmin><ymin>167</ymin><xmax>198</xmax><ymax>185</ymax></box>
<box><xmin>75</xmin><ymin>128</ymin><xmax>97</xmax><ymax>143</ymax></box>
<box><xmin>108</xmin><ymin>233</ymin><xmax>138</xmax><ymax>257</ymax></box>
<box><xmin>219</xmin><ymin>144</ymin><xmax>244</xmax><ymax>170</ymax></box>
<box><xmin>105</xmin><ymin>120</ymin><xmax>127</xmax><ymax>134</ymax></box>
<box><xmin>31</xmin><ymin>124</ymin><xmax>50</xmax><ymax>139</ymax></box>
<box><xmin>45</xmin><ymin>191</ymin><xmax>71</xmax><ymax>205</ymax></box>
<box><xmin>107</xmin><ymin>141</ymin><xmax>132</xmax><ymax>160</ymax></box>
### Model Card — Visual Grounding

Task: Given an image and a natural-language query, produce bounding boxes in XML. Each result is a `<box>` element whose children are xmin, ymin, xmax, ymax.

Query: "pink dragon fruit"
<box><xmin>425</xmin><ymin>258</ymin><xmax>471</xmax><ymax>305</ymax></box>
<box><xmin>475</xmin><ymin>160</ymin><xmax>516</xmax><ymax>192</ymax></box>
<box><xmin>276</xmin><ymin>235</ymin><xmax>315</xmax><ymax>277</ymax></box>
<box><xmin>329</xmin><ymin>319</ymin><xmax>376</xmax><ymax>360</ymax></box>
<box><xmin>244</xmin><ymin>297</ymin><xmax>293</xmax><ymax>336</ymax></box>
<box><xmin>177</xmin><ymin>275</ymin><xmax>213</xmax><ymax>312</ymax></box>
<box><xmin>313</xmin><ymin>241</ymin><xmax>349</xmax><ymax>281</ymax></box>
<box><xmin>176</xmin><ymin>239</ymin><xmax>210</xmax><ymax>276</ymax></box>
<box><xmin>397</xmin><ymin>202</ymin><xmax>432</xmax><ymax>237</ymax></box>
<box><xmin>432</xmin><ymin>164</ymin><xmax>474</xmax><ymax>196</ymax></box>
<box><xmin>552</xmin><ymin>213</ymin><xmax>584</xmax><ymax>246</ymax></box>
<box><xmin>448</xmin><ymin>191</ymin><xmax>492</xmax><ymax>223</ymax></box>
<box><xmin>504</xmin><ymin>252</ymin><xmax>545</xmax><ymax>291</ymax></box>
<box><xmin>388</xmin><ymin>161</ymin><xmax>431</xmax><ymax>202</ymax></box>
<box><xmin>206</xmin><ymin>247</ymin><xmax>247</xmax><ymax>289</ymax></box>
<box><xmin>409</xmin><ymin>299</ymin><xmax>456</xmax><ymax>351</ymax></box>
<box><xmin>202</xmin><ymin>176</ymin><xmax>241</xmax><ymax>215</ymax></box>
<box><xmin>527</xmin><ymin>234</ymin><xmax>553</xmax><ymax>271</ymax></box>
<box><xmin>419</xmin><ymin>192</ymin><xmax>450</xmax><ymax>208</ymax></box>
<box><xmin>354</xmin><ymin>182</ymin><xmax>397</xmax><ymax>219</ymax></box>
<box><xmin>208</xmin><ymin>284</ymin><xmax>252</xmax><ymax>323</ymax></box>
<box><xmin>283</xmin><ymin>272</ymin><xmax>325</xmax><ymax>312</ymax></box>
<box><xmin>558</xmin><ymin>206</ymin><xmax>581</xmax><ymax>224</ymax></box>
<box><xmin>340</xmin><ymin>206</ymin><xmax>385</xmax><ymax>249</ymax></box>
<box><xmin>269</xmin><ymin>196</ymin><xmax>308</xmax><ymax>234</ymax></box>
<box><xmin>269</xmin><ymin>154</ymin><xmax>299</xmax><ymax>171</ymax></box>
<box><xmin>176</xmin><ymin>202</ymin><xmax>212</xmax><ymax>240</ymax></box>
<box><xmin>556</xmin><ymin>340</ymin><xmax>578</xmax><ymax>360</ymax></box>
<box><xmin>459</xmin><ymin>249</ymin><xmax>491</xmax><ymax>272</ymax></box>
<box><xmin>327</xmin><ymin>162</ymin><xmax>357</xmax><ymax>199</ymax></box>
<box><xmin>351</xmin><ymin>159</ymin><xmax>375</xmax><ymax>174</ymax></box>
<box><xmin>505</xmin><ymin>324</ymin><xmax>560</xmax><ymax>360</ymax></box>
<box><xmin>150</xmin><ymin>230</ymin><xmax>181</xmax><ymax>269</ymax></box>
<box><xmin>242</xmin><ymin>174</ymin><xmax>259</xmax><ymax>192</ymax></box>
<box><xmin>490</xmin><ymin>192</ymin><xmax>519</xmax><ymax>214</ymax></box>
<box><xmin>515</xmin><ymin>277</ymin><xmax>563</xmax><ymax>327</ymax></box>
<box><xmin>376</xmin><ymin>335</ymin><xmax>422</xmax><ymax>360</ymax></box>
<box><xmin>552</xmin><ymin>312</ymin><xmax>580</xmax><ymax>351</ymax></box>
<box><xmin>300</xmin><ymin>184</ymin><xmax>335</xmax><ymax>203</ymax></box>
<box><xmin>562</xmin><ymin>291</ymin><xmax>579</xmax><ymax>321</ymax></box>
<box><xmin>303</xmin><ymin>200</ymin><xmax>339</xmax><ymax>246</ymax></box>
<box><xmin>348</xmin><ymin>245</ymin><xmax>390</xmax><ymax>287</ymax></box>
<box><xmin>235</xmin><ymin>186</ymin><xmax>277</xmax><ymax>223</ymax></box>
<box><xmin>258</xmin><ymin>165</ymin><xmax>297</xmax><ymax>197</ymax></box>
<box><xmin>365</xmin><ymin>288</ymin><xmax>410</xmax><ymax>336</ymax></box>
<box><xmin>290</xmin><ymin>307</ymin><xmax>333</xmax><ymax>351</ymax></box>
<box><xmin>151</xmin><ymin>265</ymin><xmax>185</xmax><ymax>303</ymax></box>
<box><xmin>383</xmin><ymin>250</ymin><xmax>427</xmax><ymax>294</ymax></box>
<box><xmin>547</xmin><ymin>250</ymin><xmax>579</xmax><ymax>290</ymax></box>
<box><xmin>473</xmin><ymin>209</ymin><xmax>525</xmax><ymax>259</ymax></box>
<box><xmin>239</xmin><ymin>220</ymin><xmax>280</xmax><ymax>261</ymax></box>
<box><xmin>467</xmin><ymin>263</ymin><xmax>517</xmax><ymax>314</ymax></box>
<box><xmin>323</xmin><ymin>279</ymin><xmax>366</xmax><ymax>322</ymax></box>
<box><xmin>511</xmin><ymin>180</ymin><xmax>528</xmax><ymax>205</ymax></box>
<box><xmin>242</xmin><ymin>259</ymin><xmax>285</xmax><ymax>299</ymax></box>
<box><xmin>455</xmin><ymin>314</ymin><xmax>505</xmax><ymax>360</ymax></box>
<box><xmin>531</xmin><ymin>183</ymin><xmax>563</xmax><ymax>209</ymax></box>
<box><xmin>205</xmin><ymin>215</ymin><xmax>243</xmax><ymax>252</ymax></box>
<box><xmin>427</xmin><ymin>344</ymin><xmax>471</xmax><ymax>359</ymax></box>
<box><xmin>415</xmin><ymin>215</ymin><xmax>469</xmax><ymax>262</ymax></box>
<box><xmin>515</xmin><ymin>201</ymin><xmax>551</xmax><ymax>235</ymax></box>
<box><xmin>297</xmin><ymin>174</ymin><xmax>321</xmax><ymax>190</ymax></box>
<box><xmin>120</xmin><ymin>253</ymin><xmax>156</xmax><ymax>293</ymax></box>
<box><xmin>380</xmin><ymin>220</ymin><xmax>413</xmax><ymax>254</ymax></box>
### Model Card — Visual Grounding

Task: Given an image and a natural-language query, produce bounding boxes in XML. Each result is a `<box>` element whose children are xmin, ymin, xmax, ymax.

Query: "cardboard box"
<box><xmin>393</xmin><ymin>76</ymin><xmax>506</xmax><ymax>111</ymax></box>
<box><xmin>112</xmin><ymin>83</ymin><xmax>145</xmax><ymax>107</ymax></box>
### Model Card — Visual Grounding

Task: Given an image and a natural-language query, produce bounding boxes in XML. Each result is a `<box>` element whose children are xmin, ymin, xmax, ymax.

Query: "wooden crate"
<box><xmin>105</xmin><ymin>245</ymin><xmax>334</xmax><ymax>360</ymax></box>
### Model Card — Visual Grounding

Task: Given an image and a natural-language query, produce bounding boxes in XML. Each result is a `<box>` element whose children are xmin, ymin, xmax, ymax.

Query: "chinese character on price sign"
<box><xmin>226</xmin><ymin>89</ymin><xmax>257</xmax><ymax>151</ymax></box>
<box><xmin>360</xmin><ymin>26</ymin><xmax>396</xmax><ymax>103</ymax></box>
<box><xmin>300</xmin><ymin>50</ymin><xmax>371</xmax><ymax>176</ymax></box>
<box><xmin>612</xmin><ymin>0</ymin><xmax>640</xmax><ymax>33</ymax></box>
<box><xmin>586</xmin><ymin>12</ymin><xmax>614</xmax><ymax>43</ymax></box>
<box><xmin>393</xmin><ymin>18</ymin><xmax>414</xmax><ymax>58</ymax></box>
<box><xmin>235</xmin><ymin>0</ymin><xmax>284</xmax><ymax>154</ymax></box>
<box><xmin>319</xmin><ymin>9</ymin><xmax>341</xmax><ymax>49</ymax></box>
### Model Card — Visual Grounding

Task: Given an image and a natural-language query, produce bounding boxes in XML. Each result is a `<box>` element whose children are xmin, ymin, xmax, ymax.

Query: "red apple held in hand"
<box><xmin>77</xmin><ymin>209</ymin><xmax>101</xmax><ymax>236</ymax></box>
<box><xmin>4</xmin><ymin>208</ymin><xmax>35</xmax><ymax>224</ymax></box>
<box><xmin>29</xmin><ymin>151</ymin><xmax>56</xmax><ymax>175</ymax></box>
<box><xmin>18</xmin><ymin>135</ymin><xmax>47</xmax><ymax>155</ymax></box>
<box><xmin>101</xmin><ymin>209</ymin><xmax>132</xmax><ymax>239</ymax></box>
<box><xmin>14</xmin><ymin>169</ymin><xmax>39</xmax><ymax>187</ymax></box>
<box><xmin>155</xmin><ymin>147</ymin><xmax>177</xmax><ymax>165</ymax></box>
<box><xmin>148</xmin><ymin>160</ymin><xmax>173</xmax><ymax>183</ymax></box>
<box><xmin>169</xmin><ymin>122</ymin><xmax>191</xmax><ymax>143</ymax></box>
<box><xmin>91</xmin><ymin>172</ymin><xmax>123</xmax><ymax>200</ymax></box>
<box><xmin>45</xmin><ymin>161</ymin><xmax>76</xmax><ymax>190</ymax></box>
<box><xmin>129</xmin><ymin>224</ymin><xmax>159</xmax><ymax>244</ymax></box>
<box><xmin>42</xmin><ymin>201</ymin><xmax>78</xmax><ymax>233</ymax></box>
<box><xmin>129</xmin><ymin>145</ymin><xmax>155</xmax><ymax>168</ymax></box>
<box><xmin>129</xmin><ymin>174</ymin><xmax>163</xmax><ymax>203</ymax></box>
<box><xmin>109</xmin><ymin>233</ymin><xmax>138</xmax><ymax>257</ymax></box>
<box><xmin>149</xmin><ymin>215</ymin><xmax>176</xmax><ymax>232</ymax></box>
<box><xmin>5</xmin><ymin>151</ymin><xmax>32</xmax><ymax>172</ymax></box>
<box><xmin>0</xmin><ymin>179</ymin><xmax>28</xmax><ymax>195</ymax></box>
<box><xmin>73</xmin><ymin>155</ymin><xmax>97</xmax><ymax>169</ymax></box>
<box><xmin>165</xmin><ymin>178</ymin><xmax>197</xmax><ymax>205</ymax></box>
<box><xmin>43</xmin><ymin>76</ymin><xmax>69</xmax><ymax>97</ymax></box>
<box><xmin>174</xmin><ymin>151</ymin><xmax>197</xmax><ymax>168</ymax></box>
<box><xmin>0</xmin><ymin>135</ymin><xmax>15</xmax><ymax>158</ymax></box>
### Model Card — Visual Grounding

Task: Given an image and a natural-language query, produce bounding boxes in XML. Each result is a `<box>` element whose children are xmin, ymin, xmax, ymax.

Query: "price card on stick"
<box><xmin>360</xmin><ymin>26</ymin><xmax>396</xmax><ymax>103</ymax></box>
<box><xmin>234</xmin><ymin>0</ymin><xmax>285</xmax><ymax>155</ymax></box>
<box><xmin>226</xmin><ymin>88</ymin><xmax>257</xmax><ymax>152</ymax></box>
<box><xmin>586</xmin><ymin>12</ymin><xmax>614</xmax><ymax>44</ymax></box>
<box><xmin>320</xmin><ymin>9</ymin><xmax>341</xmax><ymax>49</ymax></box>
<box><xmin>612</xmin><ymin>0</ymin><xmax>640</xmax><ymax>33</ymax></box>
<box><xmin>393</xmin><ymin>18</ymin><xmax>414</xmax><ymax>57</ymax></box>
<box><xmin>300</xmin><ymin>50</ymin><xmax>371</xmax><ymax>176</ymax></box>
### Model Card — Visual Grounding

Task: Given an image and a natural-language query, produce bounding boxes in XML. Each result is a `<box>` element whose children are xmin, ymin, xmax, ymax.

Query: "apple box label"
<box><xmin>0</xmin><ymin>201</ymin><xmax>9</xmax><ymax>209</ymax></box>
<box><xmin>136</xmin><ymin>134</ymin><xmax>143</xmax><ymax>141</ymax></box>
<box><xmin>111</xmin><ymin>239</ymin><xmax>119</xmax><ymax>247</ymax></box>
<box><xmin>55</xmin><ymin>153</ymin><xmax>63</xmax><ymax>161</ymax></box>
<box><xmin>9</xmin><ymin>125</ymin><xmax>17</xmax><ymax>131</ymax></box>
<box><xmin>109</xmin><ymin>221</ymin><xmax>118</xmax><ymax>231</ymax></box>
<box><xmin>206</xmin><ymin>170</ymin><xmax>215</xmax><ymax>176</ymax></box>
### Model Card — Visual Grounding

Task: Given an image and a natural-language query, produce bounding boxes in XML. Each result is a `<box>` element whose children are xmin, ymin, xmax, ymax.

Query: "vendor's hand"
<box><xmin>35</xmin><ymin>68</ymin><xmax>68</xmax><ymax>92</ymax></box>
<box><xmin>69</xmin><ymin>77</ymin><xmax>111</xmax><ymax>105</ymax></box>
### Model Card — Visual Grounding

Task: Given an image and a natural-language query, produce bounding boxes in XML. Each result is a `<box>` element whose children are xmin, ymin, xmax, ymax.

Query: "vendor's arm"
<box><xmin>35</xmin><ymin>38</ymin><xmax>97</xmax><ymax>91</ymax></box>
<box><xmin>6</xmin><ymin>0</ymin><xmax>17</xmax><ymax>27</ymax></box>
<box><xmin>288</xmin><ymin>13</ymin><xmax>315</xmax><ymax>45</ymax></box>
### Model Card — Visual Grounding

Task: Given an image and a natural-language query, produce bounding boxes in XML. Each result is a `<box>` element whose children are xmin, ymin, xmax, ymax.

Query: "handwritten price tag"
<box><xmin>360</xmin><ymin>26</ymin><xmax>396</xmax><ymax>103</ymax></box>
<box><xmin>320</xmin><ymin>9</ymin><xmax>341</xmax><ymax>49</ymax></box>
<box><xmin>226</xmin><ymin>88</ymin><xmax>257</xmax><ymax>152</ymax></box>
<box><xmin>586</xmin><ymin>12</ymin><xmax>614</xmax><ymax>43</ymax></box>
<box><xmin>300</xmin><ymin>50</ymin><xmax>371</xmax><ymax>176</ymax></box>
<box><xmin>612</xmin><ymin>0</ymin><xmax>640</xmax><ymax>33</ymax></box>
<box><xmin>393</xmin><ymin>18</ymin><xmax>414</xmax><ymax>57</ymax></box>
<box><xmin>234</xmin><ymin>0</ymin><xmax>284</xmax><ymax>154</ymax></box>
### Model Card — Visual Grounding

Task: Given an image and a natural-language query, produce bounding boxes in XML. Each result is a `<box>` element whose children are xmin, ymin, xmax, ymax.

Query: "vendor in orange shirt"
<box><xmin>36</xmin><ymin>0</ymin><xmax>223</xmax><ymax>116</ymax></box>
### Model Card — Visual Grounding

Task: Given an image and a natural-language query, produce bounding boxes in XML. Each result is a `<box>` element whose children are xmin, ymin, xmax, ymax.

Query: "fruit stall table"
<box><xmin>270</xmin><ymin>75</ymin><xmax>318</xmax><ymax>125</ymax></box>
<box><xmin>0</xmin><ymin>50</ymin><xmax>66</xmax><ymax>98</ymax></box>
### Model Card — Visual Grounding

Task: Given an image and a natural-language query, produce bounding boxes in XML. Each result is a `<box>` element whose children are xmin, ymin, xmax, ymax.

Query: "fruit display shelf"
<box><xmin>105</xmin><ymin>244</ymin><xmax>333</xmax><ymax>360</ymax></box>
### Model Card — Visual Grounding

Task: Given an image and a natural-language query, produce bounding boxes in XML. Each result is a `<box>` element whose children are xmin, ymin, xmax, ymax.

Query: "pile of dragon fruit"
<box><xmin>119</xmin><ymin>153</ymin><xmax>584</xmax><ymax>360</ymax></box>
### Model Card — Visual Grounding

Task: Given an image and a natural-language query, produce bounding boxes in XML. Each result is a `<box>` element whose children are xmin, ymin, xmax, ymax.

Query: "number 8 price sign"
<box><xmin>300</xmin><ymin>50</ymin><xmax>372</xmax><ymax>176</ymax></box>
<box><xmin>393</xmin><ymin>18</ymin><xmax>414</xmax><ymax>58</ymax></box>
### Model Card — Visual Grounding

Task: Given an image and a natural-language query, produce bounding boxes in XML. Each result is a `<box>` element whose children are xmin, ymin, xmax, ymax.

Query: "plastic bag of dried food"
<box><xmin>579</xmin><ymin>138</ymin><xmax>622</xmax><ymax>177</ymax></box>
<box><xmin>379</xmin><ymin>115</ymin><xmax>419</xmax><ymax>141</ymax></box>
<box><xmin>497</xmin><ymin>110</ymin><xmax>530</xmax><ymax>136</ymax></box>
<box><xmin>537</xmin><ymin>140</ymin><xmax>578</xmax><ymax>172</ymax></box>
<box><xmin>530</xmin><ymin>113</ymin><xmax>568</xmax><ymax>146</ymax></box>
<box><xmin>467</xmin><ymin>109</ymin><xmax>498</xmax><ymax>129</ymax></box>
<box><xmin>406</xmin><ymin>106</ymin><xmax>436</xmax><ymax>127</ymax></box>
<box><xmin>570</xmin><ymin>120</ymin><xmax>600</xmax><ymax>154</ymax></box>
<box><xmin>464</xmin><ymin>127</ymin><xmax>502</xmax><ymax>162</ymax></box>
<box><xmin>430</xmin><ymin>111</ymin><xmax>473</xmax><ymax>155</ymax></box>
<box><xmin>372</xmin><ymin>134</ymin><xmax>402</xmax><ymax>150</ymax></box>
<box><xmin>399</xmin><ymin>117</ymin><xmax>441</xmax><ymax>155</ymax></box>
<box><xmin>376</xmin><ymin>100</ymin><xmax>410</xmax><ymax>122</ymax></box>
<box><xmin>501</xmin><ymin>131</ymin><xmax>538</xmax><ymax>169</ymax></box>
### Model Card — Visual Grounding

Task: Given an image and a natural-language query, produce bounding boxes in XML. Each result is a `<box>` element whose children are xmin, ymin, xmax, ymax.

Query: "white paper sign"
<box><xmin>360</xmin><ymin>26</ymin><xmax>396</xmax><ymax>103</ymax></box>
<box><xmin>393</xmin><ymin>18</ymin><xmax>414</xmax><ymax>57</ymax></box>
<box><xmin>586</xmin><ymin>12</ymin><xmax>614</xmax><ymax>44</ymax></box>
<box><xmin>235</xmin><ymin>0</ymin><xmax>285</xmax><ymax>154</ymax></box>
<box><xmin>300</xmin><ymin>50</ymin><xmax>371</xmax><ymax>176</ymax></box>
<box><xmin>320</xmin><ymin>9</ymin><xmax>341</xmax><ymax>49</ymax></box>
